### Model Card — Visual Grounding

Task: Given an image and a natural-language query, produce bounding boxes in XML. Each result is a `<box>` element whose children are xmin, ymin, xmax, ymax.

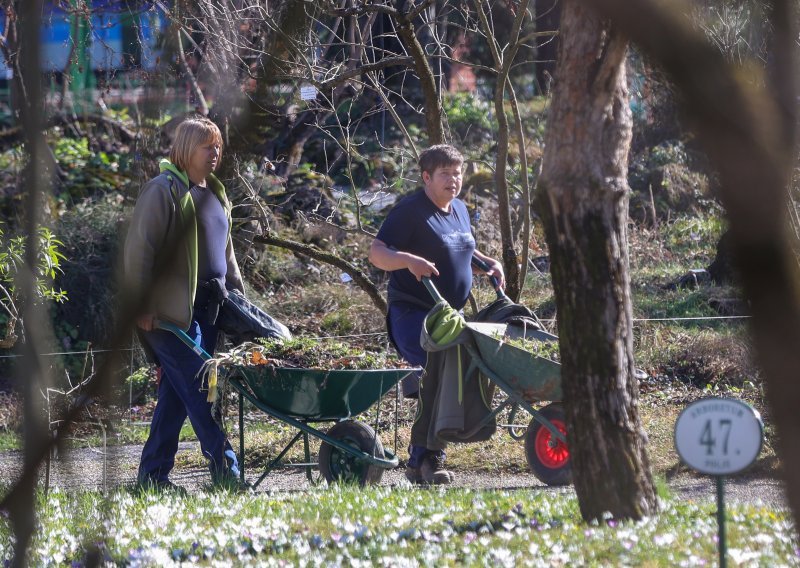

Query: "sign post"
<box><xmin>674</xmin><ymin>397</ymin><xmax>763</xmax><ymax>568</ymax></box>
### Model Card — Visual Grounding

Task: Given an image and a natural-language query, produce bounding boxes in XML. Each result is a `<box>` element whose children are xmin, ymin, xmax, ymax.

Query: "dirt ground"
<box><xmin>0</xmin><ymin>442</ymin><xmax>787</xmax><ymax>509</ymax></box>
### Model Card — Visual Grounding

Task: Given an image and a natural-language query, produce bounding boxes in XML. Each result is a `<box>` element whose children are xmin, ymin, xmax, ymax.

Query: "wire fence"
<box><xmin>0</xmin><ymin>311</ymin><xmax>752</xmax><ymax>431</ymax></box>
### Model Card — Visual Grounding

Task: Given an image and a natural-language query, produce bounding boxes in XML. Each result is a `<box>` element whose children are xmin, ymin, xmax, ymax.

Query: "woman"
<box><xmin>124</xmin><ymin>117</ymin><xmax>245</xmax><ymax>491</ymax></box>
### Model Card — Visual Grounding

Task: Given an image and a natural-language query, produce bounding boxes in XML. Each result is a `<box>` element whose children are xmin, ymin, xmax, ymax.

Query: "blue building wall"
<box><xmin>0</xmin><ymin>2</ymin><xmax>169</xmax><ymax>77</ymax></box>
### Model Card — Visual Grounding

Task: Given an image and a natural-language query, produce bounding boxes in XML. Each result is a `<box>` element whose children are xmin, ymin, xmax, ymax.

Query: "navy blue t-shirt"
<box><xmin>190</xmin><ymin>184</ymin><xmax>229</xmax><ymax>286</ymax></box>
<box><xmin>377</xmin><ymin>189</ymin><xmax>475</xmax><ymax>309</ymax></box>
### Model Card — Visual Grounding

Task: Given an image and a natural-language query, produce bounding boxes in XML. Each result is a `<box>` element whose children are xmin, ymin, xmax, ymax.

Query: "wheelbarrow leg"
<box><xmin>253</xmin><ymin>430</ymin><xmax>305</xmax><ymax>489</ymax></box>
<box><xmin>239</xmin><ymin>391</ymin><xmax>245</xmax><ymax>482</ymax></box>
<box><xmin>303</xmin><ymin>432</ymin><xmax>313</xmax><ymax>482</ymax></box>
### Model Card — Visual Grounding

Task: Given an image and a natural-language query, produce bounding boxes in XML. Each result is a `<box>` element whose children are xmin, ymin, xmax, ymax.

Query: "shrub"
<box><xmin>443</xmin><ymin>92</ymin><xmax>494</xmax><ymax>142</ymax></box>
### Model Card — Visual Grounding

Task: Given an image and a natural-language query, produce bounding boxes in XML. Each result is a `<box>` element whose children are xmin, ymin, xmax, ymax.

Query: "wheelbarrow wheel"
<box><xmin>319</xmin><ymin>420</ymin><xmax>385</xmax><ymax>486</ymax></box>
<box><xmin>524</xmin><ymin>403</ymin><xmax>572</xmax><ymax>486</ymax></box>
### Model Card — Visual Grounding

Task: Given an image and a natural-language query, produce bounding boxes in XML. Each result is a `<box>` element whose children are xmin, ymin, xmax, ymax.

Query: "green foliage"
<box><xmin>443</xmin><ymin>92</ymin><xmax>493</xmax><ymax>142</ymax></box>
<box><xmin>661</xmin><ymin>215</ymin><xmax>726</xmax><ymax>258</ymax></box>
<box><xmin>52</xmin><ymin>137</ymin><xmax>133</xmax><ymax>203</ymax></box>
<box><xmin>635</xmin><ymin>288</ymin><xmax>721</xmax><ymax>322</ymax></box>
<box><xmin>648</xmin><ymin>140</ymin><xmax>689</xmax><ymax>168</ymax></box>
<box><xmin>504</xmin><ymin>335</ymin><xmax>560</xmax><ymax>361</ymax></box>
<box><xmin>126</xmin><ymin>366</ymin><xmax>152</xmax><ymax>393</ymax></box>
<box><xmin>248</xmin><ymin>336</ymin><xmax>408</xmax><ymax>370</ymax></box>
<box><xmin>0</xmin><ymin>222</ymin><xmax>68</xmax><ymax>314</ymax></box>
<box><xmin>0</xmin><ymin>146</ymin><xmax>24</xmax><ymax>172</ymax></box>
<box><xmin>0</xmin><ymin>430</ymin><xmax>18</xmax><ymax>451</ymax></box>
<box><xmin>320</xmin><ymin>311</ymin><xmax>355</xmax><ymax>335</ymax></box>
<box><xmin>0</xmin><ymin>222</ymin><xmax>67</xmax><ymax>350</ymax></box>
<box><xmin>123</xmin><ymin>366</ymin><xmax>159</xmax><ymax>405</ymax></box>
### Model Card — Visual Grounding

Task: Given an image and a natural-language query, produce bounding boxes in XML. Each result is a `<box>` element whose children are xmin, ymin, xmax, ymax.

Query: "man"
<box><xmin>125</xmin><ymin>117</ymin><xmax>246</xmax><ymax>491</ymax></box>
<box><xmin>369</xmin><ymin>144</ymin><xmax>504</xmax><ymax>484</ymax></box>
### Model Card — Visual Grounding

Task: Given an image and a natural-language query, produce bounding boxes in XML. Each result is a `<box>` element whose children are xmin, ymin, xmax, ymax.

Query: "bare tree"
<box><xmin>471</xmin><ymin>0</ymin><xmax>534</xmax><ymax>301</ymax></box>
<box><xmin>536</xmin><ymin>1</ymin><xmax>658</xmax><ymax>521</ymax></box>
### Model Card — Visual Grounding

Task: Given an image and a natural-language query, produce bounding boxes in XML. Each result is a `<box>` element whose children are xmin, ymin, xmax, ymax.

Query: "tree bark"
<box><xmin>395</xmin><ymin>16</ymin><xmax>444</xmax><ymax>145</ymax></box>
<box><xmin>537</xmin><ymin>1</ymin><xmax>657</xmax><ymax>521</ymax></box>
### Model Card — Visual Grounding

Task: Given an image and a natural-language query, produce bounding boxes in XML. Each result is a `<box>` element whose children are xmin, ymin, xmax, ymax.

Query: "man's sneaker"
<box><xmin>420</xmin><ymin>453</ymin><xmax>454</xmax><ymax>485</ymax></box>
<box><xmin>405</xmin><ymin>464</ymin><xmax>424</xmax><ymax>484</ymax></box>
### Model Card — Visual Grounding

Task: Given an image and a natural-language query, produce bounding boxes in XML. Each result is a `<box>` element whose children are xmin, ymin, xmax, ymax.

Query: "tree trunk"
<box><xmin>10</xmin><ymin>2</ymin><xmax>50</xmax><ymax>565</ymax></box>
<box><xmin>396</xmin><ymin>18</ymin><xmax>444</xmax><ymax>145</ymax></box>
<box><xmin>537</xmin><ymin>1</ymin><xmax>657</xmax><ymax>521</ymax></box>
<box><xmin>472</xmin><ymin>0</ymin><xmax>530</xmax><ymax>301</ymax></box>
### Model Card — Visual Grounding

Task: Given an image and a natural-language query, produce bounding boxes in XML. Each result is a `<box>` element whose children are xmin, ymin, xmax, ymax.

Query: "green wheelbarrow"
<box><xmin>157</xmin><ymin>321</ymin><xmax>417</xmax><ymax>488</ymax></box>
<box><xmin>422</xmin><ymin>277</ymin><xmax>572</xmax><ymax>486</ymax></box>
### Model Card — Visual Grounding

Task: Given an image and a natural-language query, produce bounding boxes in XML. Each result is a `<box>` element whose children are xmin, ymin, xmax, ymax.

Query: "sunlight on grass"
<box><xmin>0</xmin><ymin>486</ymin><xmax>796</xmax><ymax>566</ymax></box>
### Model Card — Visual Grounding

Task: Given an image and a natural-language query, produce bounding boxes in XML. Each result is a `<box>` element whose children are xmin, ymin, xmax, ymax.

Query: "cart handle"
<box><xmin>154</xmin><ymin>320</ymin><xmax>213</xmax><ymax>361</ymax></box>
<box><xmin>421</xmin><ymin>276</ymin><xmax>446</xmax><ymax>305</ymax></box>
<box><xmin>471</xmin><ymin>255</ymin><xmax>510</xmax><ymax>301</ymax></box>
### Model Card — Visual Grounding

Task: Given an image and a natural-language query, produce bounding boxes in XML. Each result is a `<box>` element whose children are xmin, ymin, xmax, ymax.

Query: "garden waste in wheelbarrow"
<box><xmin>422</xmin><ymin>277</ymin><xmax>572</xmax><ymax>486</ymax></box>
<box><xmin>157</xmin><ymin>321</ymin><xmax>417</xmax><ymax>488</ymax></box>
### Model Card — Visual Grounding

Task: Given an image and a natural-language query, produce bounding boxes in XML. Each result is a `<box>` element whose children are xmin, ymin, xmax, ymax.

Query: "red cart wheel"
<box><xmin>319</xmin><ymin>420</ymin><xmax>385</xmax><ymax>486</ymax></box>
<box><xmin>524</xmin><ymin>403</ymin><xmax>572</xmax><ymax>486</ymax></box>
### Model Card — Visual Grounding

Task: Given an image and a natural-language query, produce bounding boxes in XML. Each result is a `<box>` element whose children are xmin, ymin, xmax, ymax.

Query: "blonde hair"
<box><xmin>169</xmin><ymin>117</ymin><xmax>224</xmax><ymax>172</ymax></box>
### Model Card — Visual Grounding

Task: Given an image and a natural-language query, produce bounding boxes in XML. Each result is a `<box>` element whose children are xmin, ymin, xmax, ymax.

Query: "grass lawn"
<box><xmin>1</xmin><ymin>484</ymin><xmax>796</xmax><ymax>566</ymax></box>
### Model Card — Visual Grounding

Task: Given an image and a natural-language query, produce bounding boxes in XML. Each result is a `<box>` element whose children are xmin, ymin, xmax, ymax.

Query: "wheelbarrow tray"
<box><xmin>467</xmin><ymin>322</ymin><xmax>562</xmax><ymax>403</ymax></box>
<box><xmin>229</xmin><ymin>365</ymin><xmax>412</xmax><ymax>421</ymax></box>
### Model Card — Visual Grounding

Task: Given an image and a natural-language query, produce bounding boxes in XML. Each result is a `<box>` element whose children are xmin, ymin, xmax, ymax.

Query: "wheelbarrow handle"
<box><xmin>154</xmin><ymin>319</ymin><xmax>213</xmax><ymax>361</ymax></box>
<box><xmin>471</xmin><ymin>255</ymin><xmax>510</xmax><ymax>301</ymax></box>
<box><xmin>421</xmin><ymin>276</ymin><xmax>446</xmax><ymax>305</ymax></box>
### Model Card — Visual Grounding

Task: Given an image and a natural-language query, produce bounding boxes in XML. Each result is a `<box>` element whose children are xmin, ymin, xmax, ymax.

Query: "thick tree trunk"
<box><xmin>537</xmin><ymin>1</ymin><xmax>657</xmax><ymax>521</ymax></box>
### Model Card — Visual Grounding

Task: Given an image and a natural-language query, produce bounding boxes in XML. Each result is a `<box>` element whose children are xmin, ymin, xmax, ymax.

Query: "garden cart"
<box><xmin>422</xmin><ymin>276</ymin><xmax>572</xmax><ymax>486</ymax></box>
<box><xmin>157</xmin><ymin>321</ymin><xmax>417</xmax><ymax>488</ymax></box>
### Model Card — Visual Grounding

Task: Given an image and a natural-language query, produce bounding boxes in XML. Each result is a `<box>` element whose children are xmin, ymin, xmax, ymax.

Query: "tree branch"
<box><xmin>254</xmin><ymin>232</ymin><xmax>387</xmax><ymax>315</ymax></box>
<box><xmin>316</xmin><ymin>56</ymin><xmax>414</xmax><ymax>90</ymax></box>
<box><xmin>764</xmin><ymin>0</ymin><xmax>797</xmax><ymax>149</ymax></box>
<box><xmin>323</xmin><ymin>3</ymin><xmax>400</xmax><ymax>19</ymax></box>
<box><xmin>394</xmin><ymin>15</ymin><xmax>444</xmax><ymax>143</ymax></box>
<box><xmin>404</xmin><ymin>0</ymin><xmax>437</xmax><ymax>23</ymax></box>
<box><xmin>366</xmin><ymin>71</ymin><xmax>419</xmax><ymax>160</ymax></box>
<box><xmin>175</xmin><ymin>25</ymin><xmax>209</xmax><ymax>115</ymax></box>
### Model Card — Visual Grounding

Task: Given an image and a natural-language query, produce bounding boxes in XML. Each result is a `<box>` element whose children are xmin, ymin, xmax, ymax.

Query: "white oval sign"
<box><xmin>674</xmin><ymin>397</ymin><xmax>763</xmax><ymax>476</ymax></box>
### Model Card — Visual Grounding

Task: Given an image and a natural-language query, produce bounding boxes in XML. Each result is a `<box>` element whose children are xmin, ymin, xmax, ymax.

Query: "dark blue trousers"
<box><xmin>138</xmin><ymin>311</ymin><xmax>236</xmax><ymax>482</ymax></box>
<box><xmin>387</xmin><ymin>303</ymin><xmax>427</xmax><ymax>396</ymax></box>
<box><xmin>387</xmin><ymin>303</ymin><xmax>445</xmax><ymax>468</ymax></box>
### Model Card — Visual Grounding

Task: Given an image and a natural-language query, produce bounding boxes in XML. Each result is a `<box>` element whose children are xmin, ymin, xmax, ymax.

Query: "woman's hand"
<box><xmin>136</xmin><ymin>314</ymin><xmax>156</xmax><ymax>331</ymax></box>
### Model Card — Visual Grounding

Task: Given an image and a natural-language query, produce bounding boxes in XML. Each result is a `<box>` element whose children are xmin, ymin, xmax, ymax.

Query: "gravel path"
<box><xmin>0</xmin><ymin>442</ymin><xmax>787</xmax><ymax>509</ymax></box>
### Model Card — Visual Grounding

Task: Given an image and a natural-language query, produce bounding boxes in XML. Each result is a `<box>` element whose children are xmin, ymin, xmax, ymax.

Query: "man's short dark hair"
<box><xmin>418</xmin><ymin>144</ymin><xmax>464</xmax><ymax>176</ymax></box>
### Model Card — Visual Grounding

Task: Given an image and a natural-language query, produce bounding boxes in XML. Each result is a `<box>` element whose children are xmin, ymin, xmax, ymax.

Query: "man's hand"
<box><xmin>482</xmin><ymin>258</ymin><xmax>506</xmax><ymax>290</ymax></box>
<box><xmin>136</xmin><ymin>314</ymin><xmax>156</xmax><ymax>331</ymax></box>
<box><xmin>369</xmin><ymin>239</ymin><xmax>439</xmax><ymax>281</ymax></box>
<box><xmin>407</xmin><ymin>256</ymin><xmax>439</xmax><ymax>281</ymax></box>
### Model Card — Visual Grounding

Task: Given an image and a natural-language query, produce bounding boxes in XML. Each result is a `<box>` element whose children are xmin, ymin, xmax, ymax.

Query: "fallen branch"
<box><xmin>254</xmin><ymin>231</ymin><xmax>387</xmax><ymax>314</ymax></box>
